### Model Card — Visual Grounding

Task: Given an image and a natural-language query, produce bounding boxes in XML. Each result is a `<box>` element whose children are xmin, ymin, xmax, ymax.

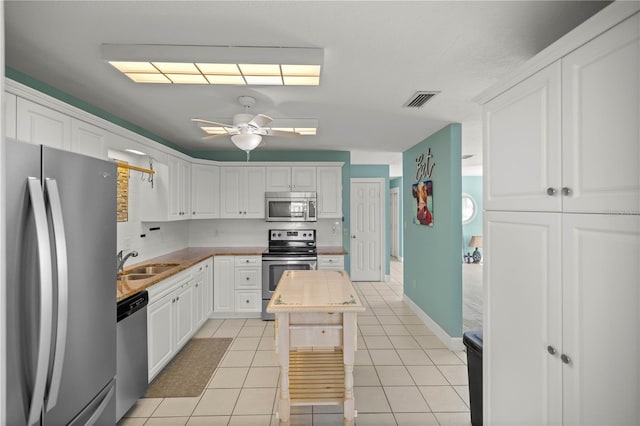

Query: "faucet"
<box><xmin>117</xmin><ymin>250</ymin><xmax>138</xmax><ymax>273</ymax></box>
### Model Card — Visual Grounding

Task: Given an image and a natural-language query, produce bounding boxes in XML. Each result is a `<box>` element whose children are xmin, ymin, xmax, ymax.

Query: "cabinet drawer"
<box><xmin>235</xmin><ymin>290</ymin><xmax>261</xmax><ymax>312</ymax></box>
<box><xmin>289</xmin><ymin>325</ymin><xmax>343</xmax><ymax>348</ymax></box>
<box><xmin>318</xmin><ymin>256</ymin><xmax>344</xmax><ymax>269</ymax></box>
<box><xmin>235</xmin><ymin>256</ymin><xmax>261</xmax><ymax>267</ymax></box>
<box><xmin>290</xmin><ymin>312</ymin><xmax>343</xmax><ymax>325</ymax></box>
<box><xmin>235</xmin><ymin>268</ymin><xmax>261</xmax><ymax>290</ymax></box>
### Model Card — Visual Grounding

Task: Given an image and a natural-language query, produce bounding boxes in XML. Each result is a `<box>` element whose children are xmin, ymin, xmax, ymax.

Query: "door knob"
<box><xmin>351</xmin><ymin>235</ymin><xmax>356</xmax><ymax>239</ymax></box>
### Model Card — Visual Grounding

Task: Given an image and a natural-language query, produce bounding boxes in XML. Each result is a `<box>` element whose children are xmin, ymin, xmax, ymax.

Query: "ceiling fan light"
<box><xmin>204</xmin><ymin>74</ymin><xmax>246</xmax><ymax>85</ymax></box>
<box><xmin>231</xmin><ymin>134</ymin><xmax>262</xmax><ymax>151</ymax></box>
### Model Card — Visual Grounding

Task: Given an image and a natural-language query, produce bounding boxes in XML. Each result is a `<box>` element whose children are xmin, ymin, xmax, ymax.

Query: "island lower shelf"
<box><xmin>289</xmin><ymin>350</ymin><xmax>345</xmax><ymax>406</ymax></box>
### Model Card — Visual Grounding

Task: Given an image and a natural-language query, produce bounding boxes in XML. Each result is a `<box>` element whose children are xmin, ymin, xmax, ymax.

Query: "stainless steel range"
<box><xmin>262</xmin><ymin>229</ymin><xmax>318</xmax><ymax>320</ymax></box>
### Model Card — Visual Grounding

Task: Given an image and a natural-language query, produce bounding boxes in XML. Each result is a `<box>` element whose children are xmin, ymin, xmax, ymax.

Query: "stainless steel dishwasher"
<box><xmin>116</xmin><ymin>290</ymin><xmax>149</xmax><ymax>421</ymax></box>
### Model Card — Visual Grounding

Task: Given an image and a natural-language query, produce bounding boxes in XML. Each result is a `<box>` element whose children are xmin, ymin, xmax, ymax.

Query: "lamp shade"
<box><xmin>469</xmin><ymin>236</ymin><xmax>483</xmax><ymax>248</ymax></box>
<box><xmin>230</xmin><ymin>133</ymin><xmax>262</xmax><ymax>151</ymax></box>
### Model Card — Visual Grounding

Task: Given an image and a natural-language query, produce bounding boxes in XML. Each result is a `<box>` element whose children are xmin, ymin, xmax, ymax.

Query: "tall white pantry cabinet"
<box><xmin>480</xmin><ymin>7</ymin><xmax>639</xmax><ymax>426</ymax></box>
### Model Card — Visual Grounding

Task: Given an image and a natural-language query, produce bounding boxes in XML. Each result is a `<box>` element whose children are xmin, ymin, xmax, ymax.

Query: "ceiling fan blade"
<box><xmin>191</xmin><ymin>118</ymin><xmax>234</xmax><ymax>127</ymax></box>
<box><xmin>248</xmin><ymin>114</ymin><xmax>272</xmax><ymax>129</ymax></box>
<box><xmin>201</xmin><ymin>133</ymin><xmax>230</xmax><ymax>141</ymax></box>
<box><xmin>264</xmin><ymin>129</ymin><xmax>301</xmax><ymax>138</ymax></box>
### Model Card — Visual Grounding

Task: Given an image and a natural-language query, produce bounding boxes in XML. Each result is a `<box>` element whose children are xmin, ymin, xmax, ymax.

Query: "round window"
<box><xmin>462</xmin><ymin>193</ymin><xmax>477</xmax><ymax>224</ymax></box>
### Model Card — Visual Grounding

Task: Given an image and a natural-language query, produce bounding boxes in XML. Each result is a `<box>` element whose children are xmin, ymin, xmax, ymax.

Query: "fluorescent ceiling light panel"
<box><xmin>204</xmin><ymin>75</ymin><xmax>246</xmax><ymax>85</ymax></box>
<box><xmin>125</xmin><ymin>73</ymin><xmax>171</xmax><ymax>83</ymax></box>
<box><xmin>243</xmin><ymin>75</ymin><xmax>283</xmax><ymax>85</ymax></box>
<box><xmin>102</xmin><ymin>44</ymin><xmax>323</xmax><ymax>86</ymax></box>
<box><xmin>166</xmin><ymin>74</ymin><xmax>208</xmax><ymax>84</ymax></box>
<box><xmin>153</xmin><ymin>62</ymin><xmax>200</xmax><ymax>74</ymax></box>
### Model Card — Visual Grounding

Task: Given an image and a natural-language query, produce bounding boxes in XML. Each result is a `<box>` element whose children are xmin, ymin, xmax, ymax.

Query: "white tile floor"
<box><xmin>119</xmin><ymin>260</ymin><xmax>471</xmax><ymax>425</ymax></box>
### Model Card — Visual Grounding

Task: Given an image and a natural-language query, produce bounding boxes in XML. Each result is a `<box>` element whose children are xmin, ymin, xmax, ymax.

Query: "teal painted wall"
<box><xmin>402</xmin><ymin>124</ymin><xmax>462</xmax><ymax>338</ymax></box>
<box><xmin>350</xmin><ymin>165</ymin><xmax>390</xmax><ymax>276</ymax></box>
<box><xmin>390</xmin><ymin>177</ymin><xmax>403</xmax><ymax>259</ymax></box>
<box><xmin>462</xmin><ymin>176</ymin><xmax>483</xmax><ymax>259</ymax></box>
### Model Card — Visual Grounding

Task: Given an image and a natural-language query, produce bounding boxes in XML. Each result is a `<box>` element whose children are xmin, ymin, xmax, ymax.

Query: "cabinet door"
<box><xmin>483</xmin><ymin>62</ymin><xmax>562</xmax><ymax>212</ymax></box>
<box><xmin>244</xmin><ymin>167</ymin><xmax>266</xmax><ymax>218</ymax></box>
<box><xmin>180</xmin><ymin>161</ymin><xmax>192</xmax><ymax>219</ymax></box>
<box><xmin>562</xmin><ymin>14</ymin><xmax>640</xmax><ymax>214</ymax></box>
<box><xmin>234</xmin><ymin>290</ymin><xmax>261</xmax><ymax>312</ymax></box>
<box><xmin>174</xmin><ymin>282</ymin><xmax>194</xmax><ymax>350</ymax></box>
<box><xmin>192</xmin><ymin>271</ymin><xmax>206</xmax><ymax>328</ymax></box>
<box><xmin>220</xmin><ymin>167</ymin><xmax>243</xmax><ymax>218</ymax></box>
<box><xmin>204</xmin><ymin>259</ymin><xmax>214</xmax><ymax>317</ymax></box>
<box><xmin>291</xmin><ymin>167</ymin><xmax>316</xmax><ymax>191</ymax></box>
<box><xmin>191</xmin><ymin>164</ymin><xmax>220</xmax><ymax>218</ymax></box>
<box><xmin>16</xmin><ymin>97</ymin><xmax>71</xmax><ymax>150</ymax></box>
<box><xmin>5</xmin><ymin>92</ymin><xmax>17</xmax><ymax>138</ymax></box>
<box><xmin>484</xmin><ymin>211</ymin><xmax>562</xmax><ymax>425</ymax></box>
<box><xmin>168</xmin><ymin>156</ymin><xmax>183</xmax><ymax>219</ymax></box>
<box><xmin>317</xmin><ymin>166</ymin><xmax>343</xmax><ymax>218</ymax></box>
<box><xmin>318</xmin><ymin>255</ymin><xmax>344</xmax><ymax>270</ymax></box>
<box><xmin>70</xmin><ymin>119</ymin><xmax>108</xmax><ymax>159</ymax></box>
<box><xmin>562</xmin><ymin>214</ymin><xmax>640</xmax><ymax>425</ymax></box>
<box><xmin>214</xmin><ymin>257</ymin><xmax>235</xmax><ymax>312</ymax></box>
<box><xmin>266</xmin><ymin>166</ymin><xmax>292</xmax><ymax>192</ymax></box>
<box><xmin>147</xmin><ymin>294</ymin><xmax>175</xmax><ymax>381</ymax></box>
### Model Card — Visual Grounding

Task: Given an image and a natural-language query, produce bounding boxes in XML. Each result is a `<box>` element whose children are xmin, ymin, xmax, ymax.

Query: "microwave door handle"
<box><xmin>26</xmin><ymin>178</ymin><xmax>54</xmax><ymax>426</ymax></box>
<box><xmin>44</xmin><ymin>178</ymin><xmax>68</xmax><ymax>411</ymax></box>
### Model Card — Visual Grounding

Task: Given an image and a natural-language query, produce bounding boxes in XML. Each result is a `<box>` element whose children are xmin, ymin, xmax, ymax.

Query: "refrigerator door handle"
<box><xmin>26</xmin><ymin>177</ymin><xmax>54</xmax><ymax>426</ymax></box>
<box><xmin>44</xmin><ymin>178</ymin><xmax>69</xmax><ymax>412</ymax></box>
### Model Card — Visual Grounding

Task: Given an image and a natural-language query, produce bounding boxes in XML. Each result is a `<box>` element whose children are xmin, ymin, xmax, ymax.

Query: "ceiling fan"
<box><xmin>192</xmin><ymin>96</ymin><xmax>299</xmax><ymax>159</ymax></box>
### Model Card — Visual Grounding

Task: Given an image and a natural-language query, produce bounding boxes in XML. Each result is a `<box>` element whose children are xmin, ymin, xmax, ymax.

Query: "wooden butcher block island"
<box><xmin>266</xmin><ymin>270</ymin><xmax>365</xmax><ymax>426</ymax></box>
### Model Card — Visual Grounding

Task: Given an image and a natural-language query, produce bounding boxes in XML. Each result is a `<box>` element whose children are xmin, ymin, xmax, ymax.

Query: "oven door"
<box><xmin>262</xmin><ymin>257</ymin><xmax>317</xmax><ymax>299</ymax></box>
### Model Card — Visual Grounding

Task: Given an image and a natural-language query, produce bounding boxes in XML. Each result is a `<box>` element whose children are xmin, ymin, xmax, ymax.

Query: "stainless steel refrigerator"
<box><xmin>4</xmin><ymin>138</ymin><xmax>117</xmax><ymax>425</ymax></box>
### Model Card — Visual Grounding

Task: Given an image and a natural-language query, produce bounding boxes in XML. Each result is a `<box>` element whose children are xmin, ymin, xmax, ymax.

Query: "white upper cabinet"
<box><xmin>266</xmin><ymin>166</ymin><xmax>316</xmax><ymax>192</ymax></box>
<box><xmin>561</xmin><ymin>13</ymin><xmax>640</xmax><ymax>214</ymax></box>
<box><xmin>16</xmin><ymin>97</ymin><xmax>71</xmax><ymax>150</ymax></box>
<box><xmin>168</xmin><ymin>155</ymin><xmax>191</xmax><ymax>220</ymax></box>
<box><xmin>220</xmin><ymin>166</ymin><xmax>266</xmax><ymax>219</ymax></box>
<box><xmin>70</xmin><ymin>119</ymin><xmax>108</xmax><ymax>160</ymax></box>
<box><xmin>483</xmin><ymin>61</ymin><xmax>562</xmax><ymax>212</ymax></box>
<box><xmin>316</xmin><ymin>166</ymin><xmax>343</xmax><ymax>218</ymax></box>
<box><xmin>191</xmin><ymin>163</ymin><xmax>220</xmax><ymax>219</ymax></box>
<box><xmin>5</xmin><ymin>92</ymin><xmax>17</xmax><ymax>139</ymax></box>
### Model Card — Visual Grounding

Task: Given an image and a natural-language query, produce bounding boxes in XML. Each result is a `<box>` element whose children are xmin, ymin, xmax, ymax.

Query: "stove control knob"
<box><xmin>277</xmin><ymin>233</ymin><xmax>282</xmax><ymax>237</ymax></box>
<box><xmin>302</xmin><ymin>233</ymin><xmax>307</xmax><ymax>237</ymax></box>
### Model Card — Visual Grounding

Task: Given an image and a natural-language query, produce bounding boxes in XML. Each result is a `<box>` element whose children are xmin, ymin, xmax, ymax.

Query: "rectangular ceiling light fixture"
<box><xmin>102</xmin><ymin>44</ymin><xmax>323</xmax><ymax>86</ymax></box>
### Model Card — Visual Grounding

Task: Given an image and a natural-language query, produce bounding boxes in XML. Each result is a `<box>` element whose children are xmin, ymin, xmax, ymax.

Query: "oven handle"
<box><xmin>262</xmin><ymin>256</ymin><xmax>317</xmax><ymax>262</ymax></box>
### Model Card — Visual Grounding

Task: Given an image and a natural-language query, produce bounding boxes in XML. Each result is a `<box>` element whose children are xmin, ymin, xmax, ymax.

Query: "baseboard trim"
<box><xmin>403</xmin><ymin>295</ymin><xmax>464</xmax><ymax>352</ymax></box>
<box><xmin>384</xmin><ymin>274</ymin><xmax>390</xmax><ymax>282</ymax></box>
<box><xmin>208</xmin><ymin>312</ymin><xmax>262</xmax><ymax>319</ymax></box>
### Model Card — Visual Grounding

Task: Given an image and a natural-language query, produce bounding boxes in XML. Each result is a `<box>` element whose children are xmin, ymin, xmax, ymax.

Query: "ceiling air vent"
<box><xmin>403</xmin><ymin>91</ymin><xmax>440</xmax><ymax>108</ymax></box>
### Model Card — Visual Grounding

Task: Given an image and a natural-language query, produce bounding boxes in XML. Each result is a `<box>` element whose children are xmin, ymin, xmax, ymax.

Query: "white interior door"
<box><xmin>390</xmin><ymin>187</ymin><xmax>400</xmax><ymax>258</ymax></box>
<box><xmin>350</xmin><ymin>179</ymin><xmax>384</xmax><ymax>281</ymax></box>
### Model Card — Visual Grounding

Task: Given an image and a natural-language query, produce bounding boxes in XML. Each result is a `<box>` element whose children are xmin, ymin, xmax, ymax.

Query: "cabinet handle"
<box><xmin>172</xmin><ymin>298</ymin><xmax>175</xmax><ymax>303</ymax></box>
<box><xmin>243</xmin><ymin>211</ymin><xmax>247</xmax><ymax>215</ymax></box>
<box><xmin>246</xmin><ymin>277</ymin><xmax>250</xmax><ymax>280</ymax></box>
<box><xmin>561</xmin><ymin>354</ymin><xmax>571</xmax><ymax>364</ymax></box>
<box><xmin>193</xmin><ymin>211</ymin><xmax>196</xmax><ymax>215</ymax></box>
<box><xmin>239</xmin><ymin>211</ymin><xmax>242</xmax><ymax>214</ymax></box>
<box><xmin>246</xmin><ymin>260</ymin><xmax>250</xmax><ymax>263</ymax></box>
<box><xmin>321</xmin><ymin>330</ymin><xmax>326</xmax><ymax>334</ymax></box>
<box><xmin>246</xmin><ymin>299</ymin><xmax>250</xmax><ymax>304</ymax></box>
<box><xmin>547</xmin><ymin>187</ymin><xmax>557</xmax><ymax>196</ymax></box>
<box><xmin>351</xmin><ymin>235</ymin><xmax>356</xmax><ymax>239</ymax></box>
<box><xmin>562</xmin><ymin>187</ymin><xmax>572</xmax><ymax>196</ymax></box>
<box><xmin>547</xmin><ymin>345</ymin><xmax>557</xmax><ymax>355</ymax></box>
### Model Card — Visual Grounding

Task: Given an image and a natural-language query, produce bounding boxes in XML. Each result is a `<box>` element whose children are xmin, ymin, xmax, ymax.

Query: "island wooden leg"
<box><xmin>343</xmin><ymin>312</ymin><xmax>356</xmax><ymax>425</ymax></box>
<box><xmin>276</xmin><ymin>313</ymin><xmax>291</xmax><ymax>425</ymax></box>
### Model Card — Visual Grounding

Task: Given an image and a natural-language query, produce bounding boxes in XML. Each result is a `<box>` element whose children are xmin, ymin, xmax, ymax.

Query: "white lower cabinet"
<box><xmin>485</xmin><ymin>211</ymin><xmax>640</xmax><ymax>425</ymax></box>
<box><xmin>147</xmin><ymin>258</ymin><xmax>214</xmax><ymax>381</ymax></box>
<box><xmin>318</xmin><ymin>255</ymin><xmax>344</xmax><ymax>270</ymax></box>
<box><xmin>214</xmin><ymin>255</ymin><xmax>262</xmax><ymax>314</ymax></box>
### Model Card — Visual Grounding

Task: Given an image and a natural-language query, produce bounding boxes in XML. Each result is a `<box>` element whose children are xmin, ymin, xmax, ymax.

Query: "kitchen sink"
<box><xmin>126</xmin><ymin>263</ymin><xmax>179</xmax><ymax>275</ymax></box>
<box><xmin>118</xmin><ymin>273</ymin><xmax>155</xmax><ymax>281</ymax></box>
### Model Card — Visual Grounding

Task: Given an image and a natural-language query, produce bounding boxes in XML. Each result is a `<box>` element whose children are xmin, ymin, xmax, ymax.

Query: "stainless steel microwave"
<box><xmin>265</xmin><ymin>192</ymin><xmax>317</xmax><ymax>222</ymax></box>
